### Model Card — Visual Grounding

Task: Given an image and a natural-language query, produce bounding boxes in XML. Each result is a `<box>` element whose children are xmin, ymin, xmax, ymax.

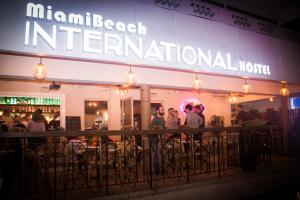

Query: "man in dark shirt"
<box><xmin>150</xmin><ymin>104</ymin><xmax>165</xmax><ymax>175</ymax></box>
<box><xmin>237</xmin><ymin>104</ymin><xmax>248</xmax><ymax>124</ymax></box>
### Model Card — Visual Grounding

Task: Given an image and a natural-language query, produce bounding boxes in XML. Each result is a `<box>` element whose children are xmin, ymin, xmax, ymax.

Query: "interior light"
<box><xmin>192</xmin><ymin>74</ymin><xmax>201</xmax><ymax>90</ymax></box>
<box><xmin>280</xmin><ymin>81</ymin><xmax>289</xmax><ymax>96</ymax></box>
<box><xmin>242</xmin><ymin>79</ymin><xmax>250</xmax><ymax>93</ymax></box>
<box><xmin>126</xmin><ymin>66</ymin><xmax>136</xmax><ymax>86</ymax></box>
<box><xmin>33</xmin><ymin>57</ymin><xmax>47</xmax><ymax>80</ymax></box>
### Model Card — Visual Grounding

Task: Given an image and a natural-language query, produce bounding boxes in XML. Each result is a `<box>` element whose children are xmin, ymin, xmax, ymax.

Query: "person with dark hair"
<box><xmin>237</xmin><ymin>104</ymin><xmax>248</xmax><ymax>123</ymax></box>
<box><xmin>27</xmin><ymin>110</ymin><xmax>46</xmax><ymax>150</ymax></box>
<box><xmin>194</xmin><ymin>104</ymin><xmax>205</xmax><ymax>128</ymax></box>
<box><xmin>151</xmin><ymin>104</ymin><xmax>165</xmax><ymax>129</ymax></box>
<box><xmin>22</xmin><ymin>113</ymin><xmax>31</xmax><ymax>127</ymax></box>
<box><xmin>185</xmin><ymin>104</ymin><xmax>203</xmax><ymax>129</ymax></box>
<box><xmin>27</xmin><ymin>111</ymin><xmax>46</xmax><ymax>132</ymax></box>
<box><xmin>150</xmin><ymin>104</ymin><xmax>165</xmax><ymax>174</ymax></box>
<box><xmin>36</xmin><ymin>108</ymin><xmax>49</xmax><ymax>130</ymax></box>
<box><xmin>2</xmin><ymin>109</ymin><xmax>13</xmax><ymax>131</ymax></box>
<box><xmin>184</xmin><ymin>104</ymin><xmax>203</xmax><ymax>154</ymax></box>
<box><xmin>12</xmin><ymin>115</ymin><xmax>27</xmax><ymax>130</ymax></box>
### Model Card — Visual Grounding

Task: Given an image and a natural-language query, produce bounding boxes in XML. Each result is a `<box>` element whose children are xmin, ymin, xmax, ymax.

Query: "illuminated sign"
<box><xmin>0</xmin><ymin>0</ymin><xmax>279</xmax><ymax>80</ymax></box>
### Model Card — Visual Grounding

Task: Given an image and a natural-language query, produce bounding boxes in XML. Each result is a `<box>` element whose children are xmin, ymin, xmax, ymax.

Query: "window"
<box><xmin>84</xmin><ymin>101</ymin><xmax>108</xmax><ymax>130</ymax></box>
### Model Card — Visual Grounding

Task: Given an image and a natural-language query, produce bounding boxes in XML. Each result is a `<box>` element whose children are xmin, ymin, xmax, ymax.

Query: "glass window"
<box><xmin>84</xmin><ymin>101</ymin><xmax>108</xmax><ymax>130</ymax></box>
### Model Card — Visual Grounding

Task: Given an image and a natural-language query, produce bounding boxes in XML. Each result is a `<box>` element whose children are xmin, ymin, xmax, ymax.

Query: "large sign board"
<box><xmin>0</xmin><ymin>0</ymin><xmax>298</xmax><ymax>82</ymax></box>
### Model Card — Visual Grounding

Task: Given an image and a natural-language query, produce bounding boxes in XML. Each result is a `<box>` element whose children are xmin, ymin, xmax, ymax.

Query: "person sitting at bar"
<box><xmin>27</xmin><ymin>110</ymin><xmax>46</xmax><ymax>132</ymax></box>
<box><xmin>12</xmin><ymin>115</ymin><xmax>27</xmax><ymax>131</ymax></box>
<box><xmin>27</xmin><ymin>110</ymin><xmax>46</xmax><ymax>150</ymax></box>
<box><xmin>1</xmin><ymin>109</ymin><xmax>13</xmax><ymax>131</ymax></box>
<box><xmin>21</xmin><ymin>113</ymin><xmax>31</xmax><ymax>127</ymax></box>
<box><xmin>35</xmin><ymin>108</ymin><xmax>49</xmax><ymax>131</ymax></box>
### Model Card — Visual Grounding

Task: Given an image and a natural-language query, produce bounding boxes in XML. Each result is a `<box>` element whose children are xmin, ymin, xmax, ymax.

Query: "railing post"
<box><xmin>161</xmin><ymin>137</ymin><xmax>165</xmax><ymax>180</ymax></box>
<box><xmin>268</xmin><ymin>127</ymin><xmax>273</xmax><ymax>169</ymax></box>
<box><xmin>149</xmin><ymin>139</ymin><xmax>153</xmax><ymax>188</ymax></box>
<box><xmin>217</xmin><ymin>133</ymin><xmax>221</xmax><ymax>178</ymax></box>
<box><xmin>186</xmin><ymin>131</ymin><xmax>190</xmax><ymax>183</ymax></box>
<box><xmin>21</xmin><ymin>137</ymin><xmax>26</xmax><ymax>197</ymax></box>
<box><xmin>54</xmin><ymin>137</ymin><xmax>57</xmax><ymax>200</ymax></box>
<box><xmin>105</xmin><ymin>140</ymin><xmax>109</xmax><ymax>195</ymax></box>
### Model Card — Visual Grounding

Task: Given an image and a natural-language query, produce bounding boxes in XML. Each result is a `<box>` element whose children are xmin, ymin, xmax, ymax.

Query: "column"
<box><xmin>140</xmin><ymin>85</ymin><xmax>151</xmax><ymax>130</ymax></box>
<box><xmin>281</xmin><ymin>96</ymin><xmax>289</xmax><ymax>154</ymax></box>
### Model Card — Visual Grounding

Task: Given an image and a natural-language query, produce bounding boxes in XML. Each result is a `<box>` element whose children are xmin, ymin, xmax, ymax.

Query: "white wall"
<box><xmin>0</xmin><ymin>80</ymin><xmax>232</xmax><ymax>130</ymax></box>
<box><xmin>0</xmin><ymin>79</ymin><xmax>274</xmax><ymax>130</ymax></box>
<box><xmin>1</xmin><ymin>54</ymin><xmax>300</xmax><ymax>96</ymax></box>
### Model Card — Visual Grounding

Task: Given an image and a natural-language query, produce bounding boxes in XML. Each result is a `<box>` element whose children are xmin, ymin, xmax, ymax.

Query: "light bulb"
<box><xmin>192</xmin><ymin>74</ymin><xmax>201</xmax><ymax>90</ymax></box>
<box><xmin>280</xmin><ymin>82</ymin><xmax>289</xmax><ymax>96</ymax></box>
<box><xmin>126</xmin><ymin>67</ymin><xmax>136</xmax><ymax>86</ymax></box>
<box><xmin>280</xmin><ymin>87</ymin><xmax>289</xmax><ymax>96</ymax></box>
<box><xmin>33</xmin><ymin>60</ymin><xmax>47</xmax><ymax>80</ymax></box>
<box><xmin>242</xmin><ymin>81</ymin><xmax>250</xmax><ymax>93</ymax></box>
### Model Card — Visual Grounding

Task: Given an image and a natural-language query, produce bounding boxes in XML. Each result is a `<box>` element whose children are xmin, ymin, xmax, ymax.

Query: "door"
<box><xmin>121</xmin><ymin>97</ymin><xmax>133</xmax><ymax>129</ymax></box>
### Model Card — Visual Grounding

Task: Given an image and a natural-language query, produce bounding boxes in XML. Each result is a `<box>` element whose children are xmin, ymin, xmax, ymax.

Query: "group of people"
<box><xmin>149</xmin><ymin>103</ymin><xmax>205</xmax><ymax>174</ymax></box>
<box><xmin>0</xmin><ymin>109</ymin><xmax>60</xmax><ymax>133</ymax></box>
<box><xmin>151</xmin><ymin>103</ymin><xmax>205</xmax><ymax>132</ymax></box>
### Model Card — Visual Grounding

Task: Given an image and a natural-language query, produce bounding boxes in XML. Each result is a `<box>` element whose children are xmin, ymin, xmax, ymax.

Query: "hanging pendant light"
<box><xmin>33</xmin><ymin>57</ymin><xmax>47</xmax><ymax>80</ymax></box>
<box><xmin>192</xmin><ymin>74</ymin><xmax>201</xmax><ymax>90</ymax></box>
<box><xmin>116</xmin><ymin>84</ymin><xmax>129</xmax><ymax>95</ymax></box>
<box><xmin>126</xmin><ymin>65</ymin><xmax>136</xmax><ymax>86</ymax></box>
<box><xmin>280</xmin><ymin>81</ymin><xmax>289</xmax><ymax>96</ymax></box>
<box><xmin>242</xmin><ymin>79</ymin><xmax>250</xmax><ymax>93</ymax></box>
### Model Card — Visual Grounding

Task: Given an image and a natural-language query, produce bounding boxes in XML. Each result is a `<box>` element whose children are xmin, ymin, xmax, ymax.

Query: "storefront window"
<box><xmin>84</xmin><ymin>101</ymin><xmax>108</xmax><ymax>130</ymax></box>
<box><xmin>0</xmin><ymin>96</ymin><xmax>61</xmax><ymax>123</ymax></box>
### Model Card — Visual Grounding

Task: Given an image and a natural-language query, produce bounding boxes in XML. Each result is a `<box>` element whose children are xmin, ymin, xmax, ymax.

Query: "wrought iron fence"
<box><xmin>0</xmin><ymin>126</ymin><xmax>272</xmax><ymax>199</ymax></box>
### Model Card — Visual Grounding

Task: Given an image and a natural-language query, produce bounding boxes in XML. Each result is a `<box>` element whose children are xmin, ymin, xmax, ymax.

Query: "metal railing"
<box><xmin>0</xmin><ymin>126</ymin><xmax>272</xmax><ymax>199</ymax></box>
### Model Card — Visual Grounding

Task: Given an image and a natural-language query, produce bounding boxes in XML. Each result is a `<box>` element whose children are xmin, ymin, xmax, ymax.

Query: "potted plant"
<box><xmin>208</xmin><ymin>115</ymin><xmax>225</xmax><ymax>128</ymax></box>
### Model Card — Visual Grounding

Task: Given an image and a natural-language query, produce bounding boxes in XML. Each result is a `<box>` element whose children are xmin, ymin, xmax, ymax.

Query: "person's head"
<box><xmin>237</xmin><ymin>104</ymin><xmax>244</xmax><ymax>112</ymax></box>
<box><xmin>32</xmin><ymin>110</ymin><xmax>43</xmax><ymax>122</ymax></box>
<box><xmin>198</xmin><ymin>104</ymin><xmax>205</xmax><ymax>113</ymax></box>
<box><xmin>185</xmin><ymin>104</ymin><xmax>193</xmax><ymax>113</ymax></box>
<box><xmin>24</xmin><ymin>113</ymin><xmax>31</xmax><ymax>121</ymax></box>
<box><xmin>174</xmin><ymin>110</ymin><xmax>178</xmax><ymax>117</ymax></box>
<box><xmin>168</xmin><ymin>107</ymin><xmax>175</xmax><ymax>115</ymax></box>
<box><xmin>194</xmin><ymin>105</ymin><xmax>200</xmax><ymax>114</ymax></box>
<box><xmin>156</xmin><ymin>104</ymin><xmax>164</xmax><ymax>117</ymax></box>
<box><xmin>54</xmin><ymin>111</ymin><xmax>60</xmax><ymax>118</ymax></box>
<box><xmin>13</xmin><ymin>114</ymin><xmax>21</xmax><ymax>124</ymax></box>
<box><xmin>2</xmin><ymin>109</ymin><xmax>11</xmax><ymax>117</ymax></box>
<box><xmin>36</xmin><ymin>108</ymin><xmax>43</xmax><ymax>115</ymax></box>
<box><xmin>13</xmin><ymin>114</ymin><xmax>20</xmax><ymax>120</ymax></box>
